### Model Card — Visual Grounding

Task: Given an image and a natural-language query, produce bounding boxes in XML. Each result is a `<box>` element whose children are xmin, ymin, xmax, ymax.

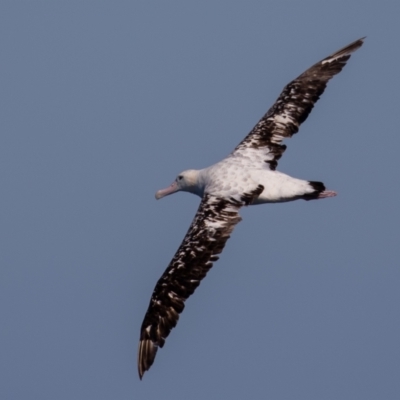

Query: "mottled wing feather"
<box><xmin>233</xmin><ymin>37</ymin><xmax>365</xmax><ymax>170</ymax></box>
<box><xmin>138</xmin><ymin>186</ymin><xmax>263</xmax><ymax>379</ymax></box>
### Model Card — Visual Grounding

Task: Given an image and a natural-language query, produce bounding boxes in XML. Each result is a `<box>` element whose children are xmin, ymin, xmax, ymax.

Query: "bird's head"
<box><xmin>155</xmin><ymin>169</ymin><xmax>202</xmax><ymax>199</ymax></box>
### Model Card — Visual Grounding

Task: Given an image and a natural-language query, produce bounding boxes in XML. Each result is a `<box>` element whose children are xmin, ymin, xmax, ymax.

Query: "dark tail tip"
<box><xmin>309</xmin><ymin>181</ymin><xmax>326</xmax><ymax>193</ymax></box>
<box><xmin>304</xmin><ymin>181</ymin><xmax>326</xmax><ymax>200</ymax></box>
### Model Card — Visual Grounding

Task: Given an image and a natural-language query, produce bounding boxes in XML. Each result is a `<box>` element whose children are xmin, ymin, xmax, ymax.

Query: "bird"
<box><xmin>138</xmin><ymin>37</ymin><xmax>364</xmax><ymax>379</ymax></box>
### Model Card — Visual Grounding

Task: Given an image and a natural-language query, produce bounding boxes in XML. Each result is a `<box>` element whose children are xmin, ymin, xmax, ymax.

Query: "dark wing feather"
<box><xmin>233</xmin><ymin>37</ymin><xmax>365</xmax><ymax>170</ymax></box>
<box><xmin>138</xmin><ymin>187</ymin><xmax>263</xmax><ymax>379</ymax></box>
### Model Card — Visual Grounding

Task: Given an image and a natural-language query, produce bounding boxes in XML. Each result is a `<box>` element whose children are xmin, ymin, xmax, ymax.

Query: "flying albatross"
<box><xmin>138</xmin><ymin>37</ymin><xmax>364</xmax><ymax>379</ymax></box>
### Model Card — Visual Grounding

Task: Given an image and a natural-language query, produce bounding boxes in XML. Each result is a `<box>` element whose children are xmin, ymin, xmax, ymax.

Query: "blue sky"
<box><xmin>1</xmin><ymin>2</ymin><xmax>399</xmax><ymax>399</ymax></box>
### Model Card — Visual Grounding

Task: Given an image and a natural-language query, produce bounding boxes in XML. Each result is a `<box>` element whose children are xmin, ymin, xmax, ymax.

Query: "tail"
<box><xmin>304</xmin><ymin>181</ymin><xmax>337</xmax><ymax>201</ymax></box>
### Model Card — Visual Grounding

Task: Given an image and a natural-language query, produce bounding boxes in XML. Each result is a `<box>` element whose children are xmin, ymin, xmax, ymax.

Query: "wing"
<box><xmin>138</xmin><ymin>186</ymin><xmax>263</xmax><ymax>379</ymax></box>
<box><xmin>233</xmin><ymin>37</ymin><xmax>365</xmax><ymax>170</ymax></box>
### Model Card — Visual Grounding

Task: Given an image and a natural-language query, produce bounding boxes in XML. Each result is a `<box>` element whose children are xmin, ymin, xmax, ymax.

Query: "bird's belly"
<box><xmin>251</xmin><ymin>170</ymin><xmax>312</xmax><ymax>204</ymax></box>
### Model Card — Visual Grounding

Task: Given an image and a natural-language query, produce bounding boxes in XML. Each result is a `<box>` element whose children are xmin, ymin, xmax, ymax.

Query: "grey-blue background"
<box><xmin>1</xmin><ymin>2</ymin><xmax>399</xmax><ymax>399</ymax></box>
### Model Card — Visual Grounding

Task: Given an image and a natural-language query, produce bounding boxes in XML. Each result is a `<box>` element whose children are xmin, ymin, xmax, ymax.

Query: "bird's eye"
<box><xmin>178</xmin><ymin>175</ymin><xmax>183</xmax><ymax>181</ymax></box>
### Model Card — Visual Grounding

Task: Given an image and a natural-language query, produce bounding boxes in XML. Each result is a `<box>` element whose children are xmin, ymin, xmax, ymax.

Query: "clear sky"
<box><xmin>1</xmin><ymin>1</ymin><xmax>399</xmax><ymax>399</ymax></box>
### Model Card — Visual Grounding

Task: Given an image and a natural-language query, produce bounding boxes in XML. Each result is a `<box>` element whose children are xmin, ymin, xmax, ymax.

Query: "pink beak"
<box><xmin>155</xmin><ymin>181</ymin><xmax>179</xmax><ymax>200</ymax></box>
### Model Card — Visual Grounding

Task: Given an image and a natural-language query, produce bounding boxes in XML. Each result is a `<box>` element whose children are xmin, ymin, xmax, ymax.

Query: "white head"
<box><xmin>155</xmin><ymin>169</ymin><xmax>202</xmax><ymax>199</ymax></box>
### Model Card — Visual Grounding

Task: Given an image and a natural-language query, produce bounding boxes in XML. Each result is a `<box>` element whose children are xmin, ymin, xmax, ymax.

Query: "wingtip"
<box><xmin>320</xmin><ymin>37</ymin><xmax>365</xmax><ymax>67</ymax></box>
<box><xmin>138</xmin><ymin>338</ymin><xmax>158</xmax><ymax>380</ymax></box>
<box><xmin>336</xmin><ymin>36</ymin><xmax>366</xmax><ymax>55</ymax></box>
<box><xmin>348</xmin><ymin>36</ymin><xmax>366</xmax><ymax>50</ymax></box>
<box><xmin>354</xmin><ymin>36</ymin><xmax>366</xmax><ymax>47</ymax></box>
<box><xmin>352</xmin><ymin>37</ymin><xmax>366</xmax><ymax>50</ymax></box>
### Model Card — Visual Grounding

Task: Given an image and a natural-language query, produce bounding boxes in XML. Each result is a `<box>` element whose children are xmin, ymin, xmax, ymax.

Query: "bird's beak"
<box><xmin>155</xmin><ymin>181</ymin><xmax>179</xmax><ymax>200</ymax></box>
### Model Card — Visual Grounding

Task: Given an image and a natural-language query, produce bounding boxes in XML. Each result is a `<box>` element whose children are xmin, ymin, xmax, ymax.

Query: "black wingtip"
<box><xmin>138</xmin><ymin>338</ymin><xmax>158</xmax><ymax>380</ymax></box>
<box><xmin>325</xmin><ymin>37</ymin><xmax>366</xmax><ymax>61</ymax></box>
<box><xmin>345</xmin><ymin>36</ymin><xmax>366</xmax><ymax>51</ymax></box>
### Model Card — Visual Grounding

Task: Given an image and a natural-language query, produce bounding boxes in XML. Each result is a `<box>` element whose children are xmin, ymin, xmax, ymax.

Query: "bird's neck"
<box><xmin>186</xmin><ymin>169</ymin><xmax>207</xmax><ymax>198</ymax></box>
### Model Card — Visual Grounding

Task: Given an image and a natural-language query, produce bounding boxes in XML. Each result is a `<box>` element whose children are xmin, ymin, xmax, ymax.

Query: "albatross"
<box><xmin>138</xmin><ymin>38</ymin><xmax>364</xmax><ymax>379</ymax></box>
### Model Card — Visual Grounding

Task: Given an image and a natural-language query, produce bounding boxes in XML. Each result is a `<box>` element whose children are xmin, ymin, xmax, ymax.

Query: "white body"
<box><xmin>170</xmin><ymin>155</ymin><xmax>322</xmax><ymax>204</ymax></box>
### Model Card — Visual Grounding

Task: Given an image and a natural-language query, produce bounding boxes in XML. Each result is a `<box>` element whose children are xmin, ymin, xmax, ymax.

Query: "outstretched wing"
<box><xmin>233</xmin><ymin>37</ymin><xmax>365</xmax><ymax>170</ymax></box>
<box><xmin>138</xmin><ymin>186</ymin><xmax>263</xmax><ymax>379</ymax></box>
